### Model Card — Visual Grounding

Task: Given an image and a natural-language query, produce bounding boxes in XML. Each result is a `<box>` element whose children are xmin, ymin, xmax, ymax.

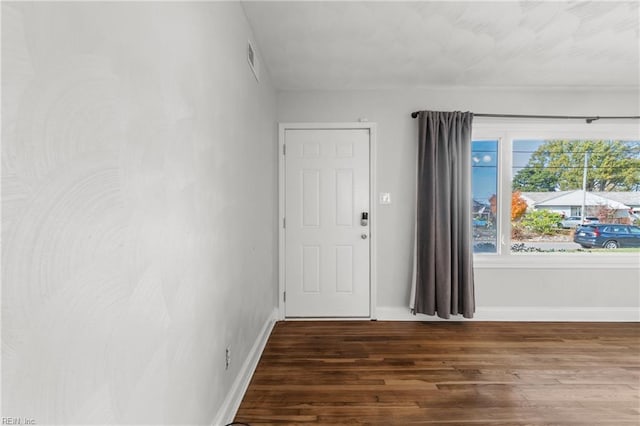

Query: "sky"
<box><xmin>472</xmin><ymin>139</ymin><xmax>499</xmax><ymax>203</ymax></box>
<box><xmin>472</xmin><ymin>139</ymin><xmax>561</xmax><ymax>203</ymax></box>
<box><xmin>472</xmin><ymin>139</ymin><xmax>640</xmax><ymax>203</ymax></box>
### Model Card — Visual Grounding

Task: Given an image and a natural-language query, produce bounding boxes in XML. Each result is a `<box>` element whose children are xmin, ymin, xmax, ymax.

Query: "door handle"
<box><xmin>361</xmin><ymin>234</ymin><xmax>368</xmax><ymax>239</ymax></box>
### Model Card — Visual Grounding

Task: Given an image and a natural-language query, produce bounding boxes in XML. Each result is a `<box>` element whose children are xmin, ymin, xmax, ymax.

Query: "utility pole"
<box><xmin>580</xmin><ymin>151</ymin><xmax>590</xmax><ymax>225</ymax></box>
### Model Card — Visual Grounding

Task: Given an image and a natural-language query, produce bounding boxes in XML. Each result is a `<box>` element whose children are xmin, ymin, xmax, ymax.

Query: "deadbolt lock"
<box><xmin>361</xmin><ymin>212</ymin><xmax>369</xmax><ymax>226</ymax></box>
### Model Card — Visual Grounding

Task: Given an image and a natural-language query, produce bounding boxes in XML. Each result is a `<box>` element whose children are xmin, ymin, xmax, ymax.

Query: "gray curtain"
<box><xmin>412</xmin><ymin>110</ymin><xmax>475</xmax><ymax>319</ymax></box>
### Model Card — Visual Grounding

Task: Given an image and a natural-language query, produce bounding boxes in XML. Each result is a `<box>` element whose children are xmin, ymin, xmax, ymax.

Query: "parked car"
<box><xmin>560</xmin><ymin>216</ymin><xmax>599</xmax><ymax>229</ymax></box>
<box><xmin>473</xmin><ymin>218</ymin><xmax>488</xmax><ymax>227</ymax></box>
<box><xmin>573</xmin><ymin>224</ymin><xmax>640</xmax><ymax>249</ymax></box>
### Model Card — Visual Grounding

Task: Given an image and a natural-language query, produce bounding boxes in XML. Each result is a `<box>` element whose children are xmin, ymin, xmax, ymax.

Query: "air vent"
<box><xmin>247</xmin><ymin>41</ymin><xmax>259</xmax><ymax>81</ymax></box>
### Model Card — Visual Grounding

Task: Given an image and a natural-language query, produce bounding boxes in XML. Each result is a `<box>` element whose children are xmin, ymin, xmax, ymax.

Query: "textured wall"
<box><xmin>2</xmin><ymin>2</ymin><xmax>277</xmax><ymax>424</ymax></box>
<box><xmin>278</xmin><ymin>88</ymin><xmax>640</xmax><ymax>311</ymax></box>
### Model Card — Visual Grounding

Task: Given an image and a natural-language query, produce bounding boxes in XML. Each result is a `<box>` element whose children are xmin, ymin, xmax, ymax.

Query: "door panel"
<box><xmin>285</xmin><ymin>129</ymin><xmax>370</xmax><ymax>317</ymax></box>
<box><xmin>302</xmin><ymin>170</ymin><xmax>320</xmax><ymax>227</ymax></box>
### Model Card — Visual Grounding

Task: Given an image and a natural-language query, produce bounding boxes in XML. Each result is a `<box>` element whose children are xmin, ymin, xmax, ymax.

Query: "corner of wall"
<box><xmin>212</xmin><ymin>308</ymin><xmax>279</xmax><ymax>426</ymax></box>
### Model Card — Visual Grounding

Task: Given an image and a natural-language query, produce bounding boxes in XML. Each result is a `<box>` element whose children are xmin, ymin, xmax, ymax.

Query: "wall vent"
<box><xmin>247</xmin><ymin>41</ymin><xmax>260</xmax><ymax>81</ymax></box>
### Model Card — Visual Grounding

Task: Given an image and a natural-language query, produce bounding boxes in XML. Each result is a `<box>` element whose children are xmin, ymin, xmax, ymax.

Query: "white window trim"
<box><xmin>472</xmin><ymin>118</ymin><xmax>640</xmax><ymax>269</ymax></box>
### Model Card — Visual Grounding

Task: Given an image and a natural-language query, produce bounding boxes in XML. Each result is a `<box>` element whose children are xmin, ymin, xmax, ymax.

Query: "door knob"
<box><xmin>361</xmin><ymin>234</ymin><xmax>368</xmax><ymax>239</ymax></box>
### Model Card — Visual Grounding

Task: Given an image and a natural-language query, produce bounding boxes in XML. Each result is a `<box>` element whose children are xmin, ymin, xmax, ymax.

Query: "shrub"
<box><xmin>511</xmin><ymin>223</ymin><xmax>526</xmax><ymax>240</ymax></box>
<box><xmin>511</xmin><ymin>191</ymin><xmax>528</xmax><ymax>221</ymax></box>
<box><xmin>520</xmin><ymin>209</ymin><xmax>563</xmax><ymax>235</ymax></box>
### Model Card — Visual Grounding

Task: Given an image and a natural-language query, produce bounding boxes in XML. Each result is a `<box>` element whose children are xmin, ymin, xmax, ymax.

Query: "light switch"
<box><xmin>379</xmin><ymin>193</ymin><xmax>391</xmax><ymax>205</ymax></box>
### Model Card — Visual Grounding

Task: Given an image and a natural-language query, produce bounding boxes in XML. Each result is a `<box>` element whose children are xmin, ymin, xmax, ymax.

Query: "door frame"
<box><xmin>279</xmin><ymin>122</ymin><xmax>377</xmax><ymax>320</ymax></box>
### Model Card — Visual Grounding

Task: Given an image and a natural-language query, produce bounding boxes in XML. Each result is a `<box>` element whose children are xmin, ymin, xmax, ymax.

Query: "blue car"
<box><xmin>473</xmin><ymin>219</ymin><xmax>488</xmax><ymax>227</ymax></box>
<box><xmin>573</xmin><ymin>224</ymin><xmax>640</xmax><ymax>249</ymax></box>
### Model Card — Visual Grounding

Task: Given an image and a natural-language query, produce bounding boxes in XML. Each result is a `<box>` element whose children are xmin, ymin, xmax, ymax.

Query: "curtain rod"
<box><xmin>409</xmin><ymin>111</ymin><xmax>640</xmax><ymax>124</ymax></box>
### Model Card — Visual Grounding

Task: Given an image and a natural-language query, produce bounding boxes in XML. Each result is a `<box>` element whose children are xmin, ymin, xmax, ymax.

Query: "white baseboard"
<box><xmin>212</xmin><ymin>308</ymin><xmax>278</xmax><ymax>426</ymax></box>
<box><xmin>376</xmin><ymin>306</ymin><xmax>640</xmax><ymax>322</ymax></box>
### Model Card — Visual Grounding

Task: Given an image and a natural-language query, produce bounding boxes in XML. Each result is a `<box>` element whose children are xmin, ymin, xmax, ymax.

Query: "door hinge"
<box><xmin>283</xmin><ymin>217</ymin><xmax>286</xmax><ymax>228</ymax></box>
<box><xmin>283</xmin><ymin>291</ymin><xmax>286</xmax><ymax>302</ymax></box>
<box><xmin>283</xmin><ymin>144</ymin><xmax>286</xmax><ymax>155</ymax></box>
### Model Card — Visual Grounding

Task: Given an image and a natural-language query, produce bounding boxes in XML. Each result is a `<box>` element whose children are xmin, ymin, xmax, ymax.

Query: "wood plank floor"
<box><xmin>234</xmin><ymin>321</ymin><xmax>640</xmax><ymax>425</ymax></box>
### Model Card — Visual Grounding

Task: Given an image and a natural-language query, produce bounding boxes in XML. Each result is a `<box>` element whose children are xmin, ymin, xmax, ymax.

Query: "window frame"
<box><xmin>471</xmin><ymin>119</ymin><xmax>640</xmax><ymax>269</ymax></box>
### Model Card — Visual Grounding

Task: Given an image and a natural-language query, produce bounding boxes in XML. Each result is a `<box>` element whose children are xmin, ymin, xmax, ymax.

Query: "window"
<box><xmin>471</xmin><ymin>121</ymin><xmax>640</xmax><ymax>261</ymax></box>
<box><xmin>605</xmin><ymin>225</ymin><xmax>628</xmax><ymax>234</ymax></box>
<box><xmin>510</xmin><ymin>139</ymin><xmax>639</xmax><ymax>253</ymax></box>
<box><xmin>472</xmin><ymin>140</ymin><xmax>498</xmax><ymax>253</ymax></box>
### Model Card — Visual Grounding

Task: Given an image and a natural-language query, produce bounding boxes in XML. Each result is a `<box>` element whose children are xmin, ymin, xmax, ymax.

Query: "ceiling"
<box><xmin>241</xmin><ymin>1</ymin><xmax>640</xmax><ymax>90</ymax></box>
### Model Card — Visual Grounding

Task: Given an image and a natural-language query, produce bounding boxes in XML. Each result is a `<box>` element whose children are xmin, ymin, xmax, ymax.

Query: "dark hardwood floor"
<box><xmin>235</xmin><ymin>321</ymin><xmax>640</xmax><ymax>425</ymax></box>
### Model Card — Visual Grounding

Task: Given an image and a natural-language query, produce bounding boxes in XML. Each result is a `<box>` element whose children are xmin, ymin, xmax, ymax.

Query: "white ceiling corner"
<box><xmin>241</xmin><ymin>1</ymin><xmax>640</xmax><ymax>90</ymax></box>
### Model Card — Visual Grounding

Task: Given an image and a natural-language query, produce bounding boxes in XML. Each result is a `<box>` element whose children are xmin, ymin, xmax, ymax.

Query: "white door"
<box><xmin>284</xmin><ymin>128</ymin><xmax>370</xmax><ymax>317</ymax></box>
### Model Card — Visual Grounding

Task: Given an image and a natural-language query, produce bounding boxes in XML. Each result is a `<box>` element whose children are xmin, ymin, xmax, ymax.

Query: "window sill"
<box><xmin>473</xmin><ymin>252</ymin><xmax>640</xmax><ymax>269</ymax></box>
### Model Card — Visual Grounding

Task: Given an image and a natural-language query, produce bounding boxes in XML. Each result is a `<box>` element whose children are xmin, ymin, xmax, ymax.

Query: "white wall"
<box><xmin>2</xmin><ymin>2</ymin><xmax>277</xmax><ymax>424</ymax></box>
<box><xmin>278</xmin><ymin>88</ymin><xmax>640</xmax><ymax>318</ymax></box>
